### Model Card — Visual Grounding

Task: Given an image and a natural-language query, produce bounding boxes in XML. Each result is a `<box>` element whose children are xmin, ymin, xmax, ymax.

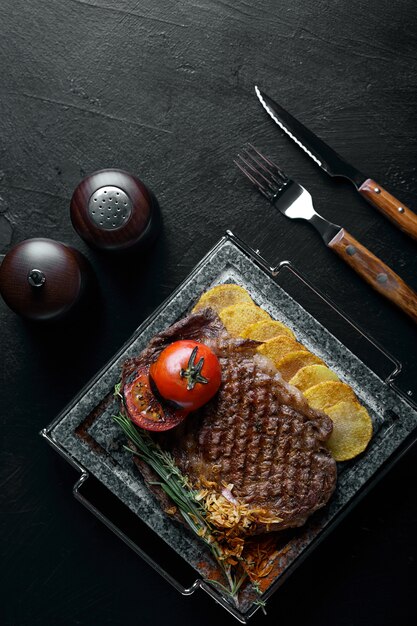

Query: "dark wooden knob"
<box><xmin>70</xmin><ymin>169</ymin><xmax>160</xmax><ymax>251</ymax></box>
<box><xmin>0</xmin><ymin>238</ymin><xmax>90</xmax><ymax>320</ymax></box>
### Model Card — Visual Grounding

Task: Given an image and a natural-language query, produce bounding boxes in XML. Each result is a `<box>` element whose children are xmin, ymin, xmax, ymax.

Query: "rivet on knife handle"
<box><xmin>328</xmin><ymin>229</ymin><xmax>417</xmax><ymax>323</ymax></box>
<box><xmin>358</xmin><ymin>179</ymin><xmax>417</xmax><ymax>241</ymax></box>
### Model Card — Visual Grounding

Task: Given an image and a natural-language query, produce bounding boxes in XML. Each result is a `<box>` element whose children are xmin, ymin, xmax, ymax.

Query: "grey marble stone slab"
<box><xmin>44</xmin><ymin>235</ymin><xmax>417</xmax><ymax>619</ymax></box>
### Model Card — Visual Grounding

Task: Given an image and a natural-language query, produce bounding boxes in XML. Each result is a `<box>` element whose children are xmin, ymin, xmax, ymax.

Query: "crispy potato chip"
<box><xmin>257</xmin><ymin>336</ymin><xmax>304</xmax><ymax>364</ymax></box>
<box><xmin>304</xmin><ymin>381</ymin><xmax>356</xmax><ymax>411</ymax></box>
<box><xmin>241</xmin><ymin>320</ymin><xmax>295</xmax><ymax>341</ymax></box>
<box><xmin>289</xmin><ymin>364</ymin><xmax>339</xmax><ymax>392</ymax></box>
<box><xmin>192</xmin><ymin>284</ymin><xmax>254</xmax><ymax>314</ymax></box>
<box><xmin>326</xmin><ymin>400</ymin><xmax>373</xmax><ymax>461</ymax></box>
<box><xmin>275</xmin><ymin>350</ymin><xmax>324</xmax><ymax>381</ymax></box>
<box><xmin>219</xmin><ymin>303</ymin><xmax>270</xmax><ymax>337</ymax></box>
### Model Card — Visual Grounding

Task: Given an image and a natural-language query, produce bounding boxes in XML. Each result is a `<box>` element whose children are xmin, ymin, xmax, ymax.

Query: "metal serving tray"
<box><xmin>41</xmin><ymin>232</ymin><xmax>417</xmax><ymax>623</ymax></box>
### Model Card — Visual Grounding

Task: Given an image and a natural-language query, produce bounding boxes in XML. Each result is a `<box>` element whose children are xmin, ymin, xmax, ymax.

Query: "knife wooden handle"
<box><xmin>359</xmin><ymin>178</ymin><xmax>417</xmax><ymax>242</ymax></box>
<box><xmin>328</xmin><ymin>229</ymin><xmax>417</xmax><ymax>323</ymax></box>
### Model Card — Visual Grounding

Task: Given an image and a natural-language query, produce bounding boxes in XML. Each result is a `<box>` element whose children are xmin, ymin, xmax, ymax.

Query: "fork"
<box><xmin>235</xmin><ymin>145</ymin><xmax>417</xmax><ymax>324</ymax></box>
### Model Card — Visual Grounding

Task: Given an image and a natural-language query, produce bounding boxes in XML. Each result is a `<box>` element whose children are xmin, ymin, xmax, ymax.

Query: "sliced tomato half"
<box><xmin>123</xmin><ymin>366</ymin><xmax>188</xmax><ymax>432</ymax></box>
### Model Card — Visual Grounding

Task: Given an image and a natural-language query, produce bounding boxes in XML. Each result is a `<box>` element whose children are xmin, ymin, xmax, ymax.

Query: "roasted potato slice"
<box><xmin>289</xmin><ymin>364</ymin><xmax>339</xmax><ymax>392</ymax></box>
<box><xmin>192</xmin><ymin>284</ymin><xmax>254</xmax><ymax>314</ymax></box>
<box><xmin>326</xmin><ymin>400</ymin><xmax>373</xmax><ymax>461</ymax></box>
<box><xmin>241</xmin><ymin>319</ymin><xmax>295</xmax><ymax>341</ymax></box>
<box><xmin>219</xmin><ymin>303</ymin><xmax>270</xmax><ymax>337</ymax></box>
<box><xmin>304</xmin><ymin>381</ymin><xmax>356</xmax><ymax>411</ymax></box>
<box><xmin>257</xmin><ymin>336</ymin><xmax>304</xmax><ymax>364</ymax></box>
<box><xmin>275</xmin><ymin>350</ymin><xmax>324</xmax><ymax>381</ymax></box>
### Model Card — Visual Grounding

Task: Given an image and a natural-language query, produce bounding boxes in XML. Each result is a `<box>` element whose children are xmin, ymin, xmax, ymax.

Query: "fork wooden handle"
<box><xmin>359</xmin><ymin>179</ymin><xmax>417</xmax><ymax>242</ymax></box>
<box><xmin>328</xmin><ymin>229</ymin><xmax>417</xmax><ymax>323</ymax></box>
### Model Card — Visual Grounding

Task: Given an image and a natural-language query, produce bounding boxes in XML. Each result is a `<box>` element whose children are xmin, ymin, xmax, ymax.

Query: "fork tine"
<box><xmin>234</xmin><ymin>158</ymin><xmax>273</xmax><ymax>200</ymax></box>
<box><xmin>235</xmin><ymin>145</ymin><xmax>289</xmax><ymax>202</ymax></box>
<box><xmin>246</xmin><ymin>144</ymin><xmax>289</xmax><ymax>185</ymax></box>
<box><xmin>242</xmin><ymin>149</ymin><xmax>284</xmax><ymax>189</ymax></box>
<box><xmin>236</xmin><ymin>153</ymin><xmax>279</xmax><ymax>198</ymax></box>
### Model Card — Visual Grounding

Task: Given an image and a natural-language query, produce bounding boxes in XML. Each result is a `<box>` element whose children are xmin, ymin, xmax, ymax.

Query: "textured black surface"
<box><xmin>1</xmin><ymin>1</ymin><xmax>416</xmax><ymax>625</ymax></box>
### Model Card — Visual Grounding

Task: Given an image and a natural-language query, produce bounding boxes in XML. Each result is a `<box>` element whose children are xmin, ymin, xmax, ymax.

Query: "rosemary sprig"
<box><xmin>252</xmin><ymin>581</ymin><xmax>267</xmax><ymax>615</ymax></box>
<box><xmin>112</xmin><ymin>413</ymin><xmax>241</xmax><ymax>599</ymax></box>
<box><xmin>113</xmin><ymin>409</ymin><xmax>267</xmax><ymax>610</ymax></box>
<box><xmin>113</xmin><ymin>414</ymin><xmax>205</xmax><ymax>519</ymax></box>
<box><xmin>208</xmin><ymin>570</ymin><xmax>247</xmax><ymax>597</ymax></box>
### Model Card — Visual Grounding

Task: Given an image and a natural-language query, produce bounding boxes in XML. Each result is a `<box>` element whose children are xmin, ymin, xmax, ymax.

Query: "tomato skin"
<box><xmin>124</xmin><ymin>366</ymin><xmax>188</xmax><ymax>432</ymax></box>
<box><xmin>150</xmin><ymin>340</ymin><xmax>221</xmax><ymax>411</ymax></box>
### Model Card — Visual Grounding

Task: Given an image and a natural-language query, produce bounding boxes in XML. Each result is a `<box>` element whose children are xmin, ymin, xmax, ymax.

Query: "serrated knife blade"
<box><xmin>255</xmin><ymin>86</ymin><xmax>366</xmax><ymax>187</ymax></box>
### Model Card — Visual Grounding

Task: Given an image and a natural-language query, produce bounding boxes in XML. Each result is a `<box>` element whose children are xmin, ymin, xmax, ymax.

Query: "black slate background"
<box><xmin>1</xmin><ymin>1</ymin><xmax>417</xmax><ymax>625</ymax></box>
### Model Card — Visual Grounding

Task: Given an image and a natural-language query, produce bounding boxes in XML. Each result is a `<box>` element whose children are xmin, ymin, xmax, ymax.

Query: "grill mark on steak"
<box><xmin>229</xmin><ymin>359</ymin><xmax>248</xmax><ymax>487</ymax></box>
<box><xmin>265</xmin><ymin>409</ymin><xmax>280</xmax><ymax>499</ymax></box>
<box><xmin>245</xmin><ymin>377</ymin><xmax>266</xmax><ymax>494</ymax></box>
<box><xmin>121</xmin><ymin>308</ymin><xmax>337</xmax><ymax>536</ymax></box>
<box><xmin>234</xmin><ymin>371</ymin><xmax>252</xmax><ymax>492</ymax></box>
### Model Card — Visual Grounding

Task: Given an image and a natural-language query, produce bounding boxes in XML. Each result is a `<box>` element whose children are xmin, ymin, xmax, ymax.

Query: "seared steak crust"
<box><xmin>122</xmin><ymin>309</ymin><xmax>337</xmax><ymax>535</ymax></box>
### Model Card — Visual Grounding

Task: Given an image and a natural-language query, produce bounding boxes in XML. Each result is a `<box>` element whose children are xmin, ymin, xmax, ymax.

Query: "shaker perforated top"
<box><xmin>88</xmin><ymin>186</ymin><xmax>132</xmax><ymax>230</ymax></box>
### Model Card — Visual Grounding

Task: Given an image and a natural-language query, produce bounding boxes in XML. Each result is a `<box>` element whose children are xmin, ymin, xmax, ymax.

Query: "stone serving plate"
<box><xmin>41</xmin><ymin>232</ymin><xmax>417</xmax><ymax>623</ymax></box>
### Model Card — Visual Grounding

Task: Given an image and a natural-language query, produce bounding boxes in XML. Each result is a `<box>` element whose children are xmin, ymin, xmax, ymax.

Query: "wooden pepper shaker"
<box><xmin>0</xmin><ymin>238</ymin><xmax>91</xmax><ymax>320</ymax></box>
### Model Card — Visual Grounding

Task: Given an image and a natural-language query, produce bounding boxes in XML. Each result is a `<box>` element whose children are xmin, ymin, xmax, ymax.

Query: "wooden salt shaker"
<box><xmin>70</xmin><ymin>169</ymin><xmax>160</xmax><ymax>251</ymax></box>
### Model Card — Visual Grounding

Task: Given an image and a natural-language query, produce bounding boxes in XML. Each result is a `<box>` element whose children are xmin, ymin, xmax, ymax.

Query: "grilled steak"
<box><xmin>122</xmin><ymin>309</ymin><xmax>337</xmax><ymax>535</ymax></box>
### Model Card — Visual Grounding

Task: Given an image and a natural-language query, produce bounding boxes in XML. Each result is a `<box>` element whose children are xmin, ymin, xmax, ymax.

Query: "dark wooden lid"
<box><xmin>70</xmin><ymin>169</ymin><xmax>156</xmax><ymax>251</ymax></box>
<box><xmin>0</xmin><ymin>238</ymin><xmax>85</xmax><ymax>320</ymax></box>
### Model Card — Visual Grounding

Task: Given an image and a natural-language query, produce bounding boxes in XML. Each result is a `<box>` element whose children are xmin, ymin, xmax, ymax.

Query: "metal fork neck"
<box><xmin>309</xmin><ymin>213</ymin><xmax>341</xmax><ymax>245</ymax></box>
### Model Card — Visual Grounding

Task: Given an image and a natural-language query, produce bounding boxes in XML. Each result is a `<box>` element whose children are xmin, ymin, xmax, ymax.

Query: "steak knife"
<box><xmin>235</xmin><ymin>145</ymin><xmax>417</xmax><ymax>325</ymax></box>
<box><xmin>255</xmin><ymin>86</ymin><xmax>417</xmax><ymax>242</ymax></box>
